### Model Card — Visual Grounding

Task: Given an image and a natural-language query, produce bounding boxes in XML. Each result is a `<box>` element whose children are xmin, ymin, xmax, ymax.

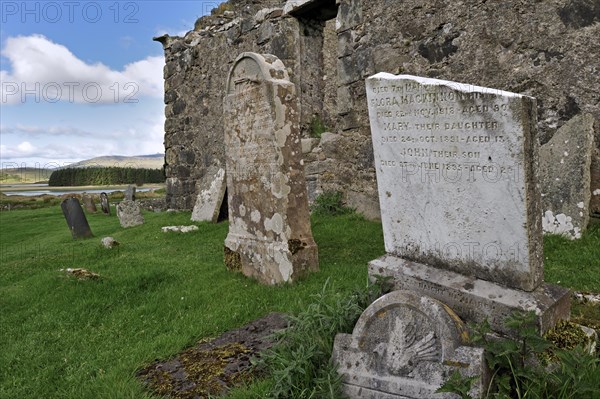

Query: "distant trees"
<box><xmin>49</xmin><ymin>167</ymin><xmax>165</xmax><ymax>186</ymax></box>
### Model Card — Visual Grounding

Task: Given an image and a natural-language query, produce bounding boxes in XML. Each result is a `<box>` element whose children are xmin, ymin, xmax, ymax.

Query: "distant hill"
<box><xmin>1</xmin><ymin>154</ymin><xmax>164</xmax><ymax>184</ymax></box>
<box><xmin>65</xmin><ymin>154</ymin><xmax>164</xmax><ymax>170</ymax></box>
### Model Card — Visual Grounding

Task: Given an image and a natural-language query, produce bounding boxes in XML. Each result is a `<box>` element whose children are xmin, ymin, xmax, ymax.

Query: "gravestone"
<box><xmin>125</xmin><ymin>185</ymin><xmax>136</xmax><ymax>201</ymax></box>
<box><xmin>365</xmin><ymin>74</ymin><xmax>570</xmax><ymax>336</ymax></box>
<box><xmin>222</xmin><ymin>52</ymin><xmax>318</xmax><ymax>285</ymax></box>
<box><xmin>81</xmin><ymin>193</ymin><xmax>97</xmax><ymax>213</ymax></box>
<box><xmin>100</xmin><ymin>192</ymin><xmax>111</xmax><ymax>215</ymax></box>
<box><xmin>191</xmin><ymin>166</ymin><xmax>227</xmax><ymax>223</ymax></box>
<box><xmin>540</xmin><ymin>113</ymin><xmax>595</xmax><ymax>239</ymax></box>
<box><xmin>332</xmin><ymin>290</ymin><xmax>486</xmax><ymax>399</ymax></box>
<box><xmin>116</xmin><ymin>200</ymin><xmax>144</xmax><ymax>228</ymax></box>
<box><xmin>61</xmin><ymin>198</ymin><xmax>93</xmax><ymax>239</ymax></box>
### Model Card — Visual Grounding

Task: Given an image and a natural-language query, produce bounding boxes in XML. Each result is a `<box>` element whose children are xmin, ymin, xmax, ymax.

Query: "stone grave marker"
<box><xmin>332</xmin><ymin>290</ymin><xmax>486</xmax><ymax>399</ymax></box>
<box><xmin>125</xmin><ymin>185</ymin><xmax>136</xmax><ymax>201</ymax></box>
<box><xmin>191</xmin><ymin>166</ymin><xmax>227</xmax><ymax>223</ymax></box>
<box><xmin>222</xmin><ymin>52</ymin><xmax>318</xmax><ymax>285</ymax></box>
<box><xmin>540</xmin><ymin>113</ymin><xmax>595</xmax><ymax>239</ymax></box>
<box><xmin>61</xmin><ymin>198</ymin><xmax>94</xmax><ymax>239</ymax></box>
<box><xmin>100</xmin><ymin>192</ymin><xmax>111</xmax><ymax>215</ymax></box>
<box><xmin>117</xmin><ymin>200</ymin><xmax>144</xmax><ymax>228</ymax></box>
<box><xmin>364</xmin><ymin>74</ymin><xmax>570</xmax><ymax>335</ymax></box>
<box><xmin>81</xmin><ymin>193</ymin><xmax>97</xmax><ymax>213</ymax></box>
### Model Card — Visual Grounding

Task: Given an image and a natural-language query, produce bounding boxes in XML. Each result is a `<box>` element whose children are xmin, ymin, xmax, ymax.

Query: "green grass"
<box><xmin>0</xmin><ymin>207</ymin><xmax>383</xmax><ymax>399</ymax></box>
<box><xmin>544</xmin><ymin>220</ymin><xmax>600</xmax><ymax>292</ymax></box>
<box><xmin>0</xmin><ymin>207</ymin><xmax>598</xmax><ymax>399</ymax></box>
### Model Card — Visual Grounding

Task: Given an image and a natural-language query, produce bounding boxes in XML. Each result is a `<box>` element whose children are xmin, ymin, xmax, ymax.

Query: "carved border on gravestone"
<box><xmin>332</xmin><ymin>290</ymin><xmax>486</xmax><ymax>399</ymax></box>
<box><xmin>366</xmin><ymin>74</ymin><xmax>542</xmax><ymax>292</ymax></box>
<box><xmin>223</xmin><ymin>52</ymin><xmax>318</xmax><ymax>285</ymax></box>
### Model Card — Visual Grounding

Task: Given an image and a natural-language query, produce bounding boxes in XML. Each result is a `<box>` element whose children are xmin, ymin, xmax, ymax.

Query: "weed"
<box><xmin>309</xmin><ymin>115</ymin><xmax>328</xmax><ymax>139</ymax></box>
<box><xmin>438</xmin><ymin>311</ymin><xmax>600</xmax><ymax>399</ymax></box>
<box><xmin>255</xmin><ymin>279</ymin><xmax>385</xmax><ymax>399</ymax></box>
<box><xmin>311</xmin><ymin>191</ymin><xmax>354</xmax><ymax>216</ymax></box>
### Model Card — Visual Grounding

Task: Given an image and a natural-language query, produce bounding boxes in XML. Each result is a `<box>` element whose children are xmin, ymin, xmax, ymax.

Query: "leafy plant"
<box><xmin>310</xmin><ymin>115</ymin><xmax>328</xmax><ymax>139</ymax></box>
<box><xmin>311</xmin><ymin>191</ymin><xmax>354</xmax><ymax>216</ymax></box>
<box><xmin>438</xmin><ymin>311</ymin><xmax>600</xmax><ymax>399</ymax></box>
<box><xmin>255</xmin><ymin>279</ymin><xmax>385</xmax><ymax>399</ymax></box>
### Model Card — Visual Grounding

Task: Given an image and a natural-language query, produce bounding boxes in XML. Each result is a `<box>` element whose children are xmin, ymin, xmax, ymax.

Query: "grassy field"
<box><xmin>0</xmin><ymin>206</ymin><xmax>598</xmax><ymax>399</ymax></box>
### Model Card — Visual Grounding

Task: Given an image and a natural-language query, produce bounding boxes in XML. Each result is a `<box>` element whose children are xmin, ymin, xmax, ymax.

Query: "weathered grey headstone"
<box><xmin>365</xmin><ymin>74</ymin><xmax>570</xmax><ymax>335</ymax></box>
<box><xmin>191</xmin><ymin>166</ymin><xmax>226</xmax><ymax>223</ymax></box>
<box><xmin>223</xmin><ymin>52</ymin><xmax>318</xmax><ymax>285</ymax></box>
<box><xmin>540</xmin><ymin>113</ymin><xmax>595</xmax><ymax>239</ymax></box>
<box><xmin>100</xmin><ymin>192</ymin><xmax>111</xmax><ymax>215</ymax></box>
<box><xmin>81</xmin><ymin>193</ymin><xmax>97</xmax><ymax>213</ymax></box>
<box><xmin>116</xmin><ymin>200</ymin><xmax>144</xmax><ymax>228</ymax></box>
<box><xmin>61</xmin><ymin>198</ymin><xmax>93</xmax><ymax>239</ymax></box>
<box><xmin>332</xmin><ymin>290</ymin><xmax>487</xmax><ymax>399</ymax></box>
<box><xmin>125</xmin><ymin>185</ymin><xmax>136</xmax><ymax>201</ymax></box>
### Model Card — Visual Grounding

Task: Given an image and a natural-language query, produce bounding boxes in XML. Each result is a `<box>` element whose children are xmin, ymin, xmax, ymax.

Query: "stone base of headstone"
<box><xmin>117</xmin><ymin>200</ymin><xmax>145</xmax><ymax>228</ymax></box>
<box><xmin>369</xmin><ymin>256</ymin><xmax>571</xmax><ymax>338</ymax></box>
<box><xmin>224</xmin><ymin>235</ymin><xmax>318</xmax><ymax>285</ymax></box>
<box><xmin>332</xmin><ymin>290</ymin><xmax>488</xmax><ymax>399</ymax></box>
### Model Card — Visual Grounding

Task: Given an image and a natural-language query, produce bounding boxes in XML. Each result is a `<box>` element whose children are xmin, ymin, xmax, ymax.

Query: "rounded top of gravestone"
<box><xmin>226</xmin><ymin>52</ymin><xmax>289</xmax><ymax>94</ymax></box>
<box><xmin>350</xmin><ymin>290</ymin><xmax>469</xmax><ymax>367</ymax></box>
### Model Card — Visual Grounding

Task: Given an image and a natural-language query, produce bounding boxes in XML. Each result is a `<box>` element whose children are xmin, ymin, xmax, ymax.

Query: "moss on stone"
<box><xmin>224</xmin><ymin>246</ymin><xmax>242</xmax><ymax>272</ymax></box>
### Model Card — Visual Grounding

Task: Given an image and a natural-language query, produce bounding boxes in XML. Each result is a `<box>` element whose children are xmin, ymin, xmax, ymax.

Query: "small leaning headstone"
<box><xmin>61</xmin><ymin>198</ymin><xmax>93</xmax><ymax>239</ymax></box>
<box><xmin>222</xmin><ymin>52</ymin><xmax>318</xmax><ymax>285</ymax></box>
<box><xmin>191</xmin><ymin>166</ymin><xmax>227</xmax><ymax>223</ymax></box>
<box><xmin>81</xmin><ymin>193</ymin><xmax>97</xmax><ymax>213</ymax></box>
<box><xmin>100</xmin><ymin>192</ymin><xmax>111</xmax><ymax>215</ymax></box>
<box><xmin>125</xmin><ymin>185</ymin><xmax>136</xmax><ymax>201</ymax></box>
<box><xmin>116</xmin><ymin>200</ymin><xmax>144</xmax><ymax>228</ymax></box>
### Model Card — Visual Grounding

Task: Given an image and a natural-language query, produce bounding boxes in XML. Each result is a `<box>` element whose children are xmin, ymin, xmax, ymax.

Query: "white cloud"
<box><xmin>1</xmin><ymin>34</ymin><xmax>164</xmax><ymax>105</ymax></box>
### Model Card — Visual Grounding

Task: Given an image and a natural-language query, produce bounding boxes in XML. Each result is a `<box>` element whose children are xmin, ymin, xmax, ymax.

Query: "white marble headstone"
<box><xmin>366</xmin><ymin>74</ymin><xmax>542</xmax><ymax>291</ymax></box>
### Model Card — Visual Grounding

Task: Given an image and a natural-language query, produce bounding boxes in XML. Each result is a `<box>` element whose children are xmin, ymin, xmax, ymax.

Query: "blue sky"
<box><xmin>1</xmin><ymin>0</ymin><xmax>221</xmax><ymax>170</ymax></box>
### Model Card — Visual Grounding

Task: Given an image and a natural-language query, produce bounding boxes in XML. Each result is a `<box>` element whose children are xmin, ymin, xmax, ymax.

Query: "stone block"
<box><xmin>369</xmin><ymin>256</ymin><xmax>571</xmax><ymax>338</ymax></box>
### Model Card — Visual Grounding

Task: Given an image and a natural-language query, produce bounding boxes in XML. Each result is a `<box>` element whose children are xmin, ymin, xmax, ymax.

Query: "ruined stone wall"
<box><xmin>157</xmin><ymin>0</ymin><xmax>302</xmax><ymax>209</ymax></box>
<box><xmin>158</xmin><ymin>0</ymin><xmax>600</xmax><ymax>218</ymax></box>
<box><xmin>332</xmin><ymin>0</ymin><xmax>600</xmax><ymax>218</ymax></box>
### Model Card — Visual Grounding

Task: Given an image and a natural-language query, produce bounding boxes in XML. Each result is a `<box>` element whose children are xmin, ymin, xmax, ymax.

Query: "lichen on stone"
<box><xmin>224</xmin><ymin>246</ymin><xmax>242</xmax><ymax>272</ymax></box>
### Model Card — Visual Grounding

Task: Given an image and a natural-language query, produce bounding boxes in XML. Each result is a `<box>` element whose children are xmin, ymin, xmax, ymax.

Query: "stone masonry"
<box><xmin>155</xmin><ymin>0</ymin><xmax>600</xmax><ymax>220</ymax></box>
